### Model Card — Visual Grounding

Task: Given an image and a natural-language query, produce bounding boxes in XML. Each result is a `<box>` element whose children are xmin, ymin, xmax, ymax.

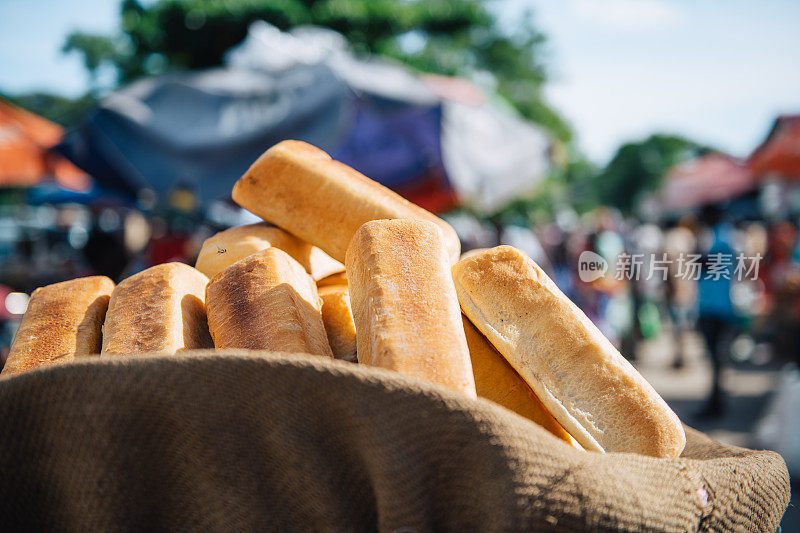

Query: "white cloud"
<box><xmin>570</xmin><ymin>0</ymin><xmax>686</xmax><ymax>31</ymax></box>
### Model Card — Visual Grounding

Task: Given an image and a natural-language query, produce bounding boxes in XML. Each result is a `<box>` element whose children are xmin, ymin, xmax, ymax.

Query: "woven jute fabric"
<box><xmin>0</xmin><ymin>351</ymin><xmax>789</xmax><ymax>532</ymax></box>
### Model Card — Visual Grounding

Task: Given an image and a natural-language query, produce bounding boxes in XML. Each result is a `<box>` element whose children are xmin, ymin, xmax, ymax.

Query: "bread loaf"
<box><xmin>462</xmin><ymin>316</ymin><xmax>576</xmax><ymax>446</ymax></box>
<box><xmin>2</xmin><ymin>276</ymin><xmax>114</xmax><ymax>376</ymax></box>
<box><xmin>307</xmin><ymin>246</ymin><xmax>346</xmax><ymax>281</ymax></box>
<box><xmin>232</xmin><ymin>140</ymin><xmax>461</xmax><ymax>264</ymax></box>
<box><xmin>346</xmin><ymin>219</ymin><xmax>476</xmax><ymax>397</ymax></box>
<box><xmin>459</xmin><ymin>248</ymin><xmax>487</xmax><ymax>261</ymax></box>
<box><xmin>205</xmin><ymin>247</ymin><xmax>332</xmax><ymax>357</ymax></box>
<box><xmin>452</xmin><ymin>246</ymin><xmax>685</xmax><ymax>458</ymax></box>
<box><xmin>316</xmin><ymin>271</ymin><xmax>347</xmax><ymax>288</ymax></box>
<box><xmin>318</xmin><ymin>285</ymin><xmax>357</xmax><ymax>362</ymax></box>
<box><xmin>195</xmin><ymin>223</ymin><xmax>343</xmax><ymax>280</ymax></box>
<box><xmin>102</xmin><ymin>263</ymin><xmax>212</xmax><ymax>355</ymax></box>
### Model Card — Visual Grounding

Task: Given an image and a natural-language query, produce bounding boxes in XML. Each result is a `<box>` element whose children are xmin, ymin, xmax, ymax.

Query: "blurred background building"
<box><xmin>1</xmin><ymin>0</ymin><xmax>799</xmax><ymax>526</ymax></box>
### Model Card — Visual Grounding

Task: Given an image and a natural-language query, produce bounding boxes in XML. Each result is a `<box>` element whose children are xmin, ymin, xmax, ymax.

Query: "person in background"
<box><xmin>625</xmin><ymin>220</ymin><xmax>665</xmax><ymax>360</ymax></box>
<box><xmin>663</xmin><ymin>216</ymin><xmax>699</xmax><ymax>369</ymax></box>
<box><xmin>590</xmin><ymin>209</ymin><xmax>632</xmax><ymax>351</ymax></box>
<box><xmin>762</xmin><ymin>220</ymin><xmax>800</xmax><ymax>362</ymax></box>
<box><xmin>83</xmin><ymin>207</ymin><xmax>130</xmax><ymax>281</ymax></box>
<box><xmin>695</xmin><ymin>205</ymin><xmax>736</xmax><ymax>418</ymax></box>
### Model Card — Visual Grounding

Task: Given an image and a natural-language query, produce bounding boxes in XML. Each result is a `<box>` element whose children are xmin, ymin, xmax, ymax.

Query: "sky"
<box><xmin>1</xmin><ymin>0</ymin><xmax>799</xmax><ymax>164</ymax></box>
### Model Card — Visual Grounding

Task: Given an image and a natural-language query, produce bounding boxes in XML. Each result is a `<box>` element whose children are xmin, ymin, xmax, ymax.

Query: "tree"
<box><xmin>0</xmin><ymin>91</ymin><xmax>97</xmax><ymax>127</ymax></box>
<box><xmin>62</xmin><ymin>33</ymin><xmax>121</xmax><ymax>88</ymax></box>
<box><xmin>594</xmin><ymin>134</ymin><xmax>713</xmax><ymax>213</ymax></box>
<box><xmin>61</xmin><ymin>0</ymin><xmax>571</xmax><ymax>141</ymax></box>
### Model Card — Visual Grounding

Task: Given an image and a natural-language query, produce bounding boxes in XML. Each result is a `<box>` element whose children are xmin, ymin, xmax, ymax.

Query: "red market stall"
<box><xmin>660</xmin><ymin>152</ymin><xmax>756</xmax><ymax>212</ymax></box>
<box><xmin>748</xmin><ymin>115</ymin><xmax>800</xmax><ymax>181</ymax></box>
<box><xmin>0</xmin><ymin>99</ymin><xmax>90</xmax><ymax>191</ymax></box>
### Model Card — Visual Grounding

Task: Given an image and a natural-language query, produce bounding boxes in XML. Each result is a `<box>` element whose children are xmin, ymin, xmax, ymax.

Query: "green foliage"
<box><xmin>0</xmin><ymin>91</ymin><xmax>97</xmax><ymax>127</ymax></box>
<box><xmin>560</xmin><ymin>155</ymin><xmax>600</xmax><ymax>213</ymax></box>
<box><xmin>59</xmin><ymin>0</ymin><xmax>570</xmax><ymax>141</ymax></box>
<box><xmin>62</xmin><ymin>33</ymin><xmax>121</xmax><ymax>86</ymax></box>
<box><xmin>510</xmin><ymin>135</ymin><xmax>715</xmax><ymax>218</ymax></box>
<box><xmin>594</xmin><ymin>134</ymin><xmax>712</xmax><ymax>213</ymax></box>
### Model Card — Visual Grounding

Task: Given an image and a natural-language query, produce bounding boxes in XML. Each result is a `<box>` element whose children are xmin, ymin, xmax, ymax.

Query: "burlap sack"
<box><xmin>0</xmin><ymin>351</ymin><xmax>789</xmax><ymax>532</ymax></box>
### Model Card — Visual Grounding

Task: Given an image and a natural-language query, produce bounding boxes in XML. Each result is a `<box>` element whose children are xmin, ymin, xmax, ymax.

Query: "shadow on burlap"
<box><xmin>0</xmin><ymin>351</ymin><xmax>789</xmax><ymax>532</ymax></box>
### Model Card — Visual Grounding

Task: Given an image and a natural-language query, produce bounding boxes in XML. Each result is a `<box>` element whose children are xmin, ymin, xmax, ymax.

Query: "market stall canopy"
<box><xmin>0</xmin><ymin>99</ymin><xmax>90</xmax><ymax>190</ymax></box>
<box><xmin>748</xmin><ymin>115</ymin><xmax>800</xmax><ymax>181</ymax></box>
<box><xmin>59</xmin><ymin>22</ymin><xmax>552</xmax><ymax>214</ymax></box>
<box><xmin>661</xmin><ymin>153</ymin><xmax>756</xmax><ymax>212</ymax></box>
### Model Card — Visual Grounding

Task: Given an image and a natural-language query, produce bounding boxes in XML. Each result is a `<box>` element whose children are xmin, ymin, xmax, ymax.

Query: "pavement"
<box><xmin>632</xmin><ymin>329</ymin><xmax>797</xmax><ymax>530</ymax></box>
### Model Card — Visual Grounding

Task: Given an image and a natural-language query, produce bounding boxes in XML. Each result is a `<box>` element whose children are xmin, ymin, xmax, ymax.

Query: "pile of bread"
<box><xmin>2</xmin><ymin>140</ymin><xmax>685</xmax><ymax>458</ymax></box>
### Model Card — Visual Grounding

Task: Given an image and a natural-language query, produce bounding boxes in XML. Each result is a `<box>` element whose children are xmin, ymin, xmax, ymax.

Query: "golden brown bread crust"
<box><xmin>195</xmin><ymin>223</ymin><xmax>344</xmax><ymax>280</ymax></box>
<box><xmin>346</xmin><ymin>219</ymin><xmax>476</xmax><ymax>398</ymax></box>
<box><xmin>307</xmin><ymin>246</ymin><xmax>346</xmax><ymax>281</ymax></box>
<box><xmin>232</xmin><ymin>140</ymin><xmax>461</xmax><ymax>264</ymax></box>
<box><xmin>205</xmin><ymin>248</ymin><xmax>333</xmax><ymax>357</ymax></box>
<box><xmin>101</xmin><ymin>263</ymin><xmax>213</xmax><ymax>355</ymax></box>
<box><xmin>452</xmin><ymin>246</ymin><xmax>686</xmax><ymax>458</ymax></box>
<box><xmin>316</xmin><ymin>271</ymin><xmax>347</xmax><ymax>288</ymax></box>
<box><xmin>462</xmin><ymin>316</ymin><xmax>576</xmax><ymax>446</ymax></box>
<box><xmin>318</xmin><ymin>285</ymin><xmax>357</xmax><ymax>362</ymax></box>
<box><xmin>459</xmin><ymin>248</ymin><xmax>488</xmax><ymax>261</ymax></box>
<box><xmin>1</xmin><ymin>276</ymin><xmax>114</xmax><ymax>377</ymax></box>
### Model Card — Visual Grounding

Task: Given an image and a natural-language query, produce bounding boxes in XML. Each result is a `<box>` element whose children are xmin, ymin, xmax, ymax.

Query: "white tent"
<box><xmin>227</xmin><ymin>22</ymin><xmax>553</xmax><ymax>213</ymax></box>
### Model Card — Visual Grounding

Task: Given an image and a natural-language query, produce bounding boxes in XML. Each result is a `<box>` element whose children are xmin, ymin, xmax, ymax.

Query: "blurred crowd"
<box><xmin>2</xmin><ymin>190</ymin><xmax>800</xmax><ymax>420</ymax></box>
<box><xmin>0</xmin><ymin>188</ymin><xmax>235</xmax><ymax>360</ymax></box>
<box><xmin>456</xmin><ymin>203</ymin><xmax>800</xmax><ymax>417</ymax></box>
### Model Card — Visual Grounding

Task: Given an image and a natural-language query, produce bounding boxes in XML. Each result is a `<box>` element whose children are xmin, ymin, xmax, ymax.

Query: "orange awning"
<box><xmin>748</xmin><ymin>115</ymin><xmax>800</xmax><ymax>181</ymax></box>
<box><xmin>0</xmin><ymin>99</ymin><xmax>90</xmax><ymax>190</ymax></box>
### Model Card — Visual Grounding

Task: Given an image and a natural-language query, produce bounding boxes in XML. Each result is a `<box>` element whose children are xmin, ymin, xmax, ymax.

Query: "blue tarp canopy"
<box><xmin>60</xmin><ymin>23</ymin><xmax>553</xmax><ymax>214</ymax></box>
